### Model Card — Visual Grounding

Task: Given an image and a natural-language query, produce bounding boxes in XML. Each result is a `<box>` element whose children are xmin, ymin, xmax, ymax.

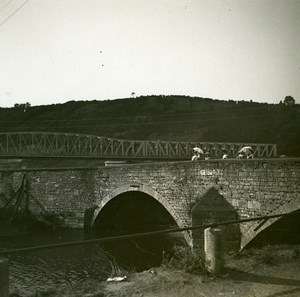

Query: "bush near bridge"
<box><xmin>0</xmin><ymin>95</ymin><xmax>299</xmax><ymax>157</ymax></box>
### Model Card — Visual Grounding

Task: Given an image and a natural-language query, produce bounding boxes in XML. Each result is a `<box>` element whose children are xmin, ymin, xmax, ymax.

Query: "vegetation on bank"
<box><xmin>0</xmin><ymin>95</ymin><xmax>299</xmax><ymax>157</ymax></box>
<box><xmin>0</xmin><ymin>209</ymin><xmax>63</xmax><ymax>236</ymax></box>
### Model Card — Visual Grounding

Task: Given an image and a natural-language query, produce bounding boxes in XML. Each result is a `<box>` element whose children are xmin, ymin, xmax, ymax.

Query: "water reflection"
<box><xmin>1</xmin><ymin>229</ymin><xmax>115</xmax><ymax>296</ymax></box>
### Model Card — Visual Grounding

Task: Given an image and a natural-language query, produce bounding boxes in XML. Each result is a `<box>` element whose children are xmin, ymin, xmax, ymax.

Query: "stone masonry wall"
<box><xmin>0</xmin><ymin>168</ymin><xmax>96</xmax><ymax>227</ymax></box>
<box><xmin>92</xmin><ymin>159</ymin><xmax>300</xmax><ymax>247</ymax></box>
<box><xmin>0</xmin><ymin>158</ymin><xmax>299</xmax><ymax>246</ymax></box>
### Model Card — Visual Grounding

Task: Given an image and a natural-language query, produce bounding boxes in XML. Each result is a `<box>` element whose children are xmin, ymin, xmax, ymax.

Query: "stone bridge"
<box><xmin>0</xmin><ymin>159</ymin><xmax>299</xmax><ymax>250</ymax></box>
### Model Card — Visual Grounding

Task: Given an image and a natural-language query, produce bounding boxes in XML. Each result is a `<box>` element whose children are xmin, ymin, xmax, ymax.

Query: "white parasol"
<box><xmin>193</xmin><ymin>147</ymin><xmax>204</xmax><ymax>155</ymax></box>
<box><xmin>238</xmin><ymin>146</ymin><xmax>253</xmax><ymax>155</ymax></box>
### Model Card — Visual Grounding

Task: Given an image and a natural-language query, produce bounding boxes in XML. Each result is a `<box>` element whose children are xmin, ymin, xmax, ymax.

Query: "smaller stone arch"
<box><xmin>91</xmin><ymin>183</ymin><xmax>192</xmax><ymax>246</ymax></box>
<box><xmin>241</xmin><ymin>200</ymin><xmax>300</xmax><ymax>249</ymax></box>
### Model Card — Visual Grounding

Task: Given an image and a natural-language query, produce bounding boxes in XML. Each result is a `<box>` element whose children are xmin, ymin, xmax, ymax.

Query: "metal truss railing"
<box><xmin>0</xmin><ymin>132</ymin><xmax>277</xmax><ymax>159</ymax></box>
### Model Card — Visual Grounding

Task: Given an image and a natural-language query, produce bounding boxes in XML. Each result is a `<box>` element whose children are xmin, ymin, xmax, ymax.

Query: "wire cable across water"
<box><xmin>0</xmin><ymin>212</ymin><xmax>295</xmax><ymax>256</ymax></box>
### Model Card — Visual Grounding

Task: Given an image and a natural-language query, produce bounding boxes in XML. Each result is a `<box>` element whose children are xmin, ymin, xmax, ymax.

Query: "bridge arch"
<box><xmin>91</xmin><ymin>183</ymin><xmax>191</xmax><ymax>246</ymax></box>
<box><xmin>241</xmin><ymin>200</ymin><xmax>300</xmax><ymax>249</ymax></box>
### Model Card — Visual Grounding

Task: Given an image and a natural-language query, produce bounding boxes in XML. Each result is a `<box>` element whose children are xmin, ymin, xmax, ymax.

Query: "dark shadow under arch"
<box><xmin>93</xmin><ymin>191</ymin><xmax>179</xmax><ymax>236</ymax></box>
<box><xmin>241</xmin><ymin>200</ymin><xmax>300</xmax><ymax>249</ymax></box>
<box><xmin>246</xmin><ymin>210</ymin><xmax>300</xmax><ymax>248</ymax></box>
<box><xmin>92</xmin><ymin>191</ymin><xmax>187</xmax><ymax>271</ymax></box>
<box><xmin>89</xmin><ymin>184</ymin><xmax>191</xmax><ymax>246</ymax></box>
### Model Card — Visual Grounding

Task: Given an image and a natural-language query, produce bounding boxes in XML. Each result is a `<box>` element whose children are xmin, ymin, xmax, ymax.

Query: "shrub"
<box><xmin>162</xmin><ymin>246</ymin><xmax>207</xmax><ymax>275</ymax></box>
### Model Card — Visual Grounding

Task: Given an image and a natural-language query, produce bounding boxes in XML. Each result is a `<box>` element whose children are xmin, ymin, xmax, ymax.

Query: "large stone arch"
<box><xmin>241</xmin><ymin>199</ymin><xmax>300</xmax><ymax>249</ymax></box>
<box><xmin>91</xmin><ymin>183</ymin><xmax>192</xmax><ymax>246</ymax></box>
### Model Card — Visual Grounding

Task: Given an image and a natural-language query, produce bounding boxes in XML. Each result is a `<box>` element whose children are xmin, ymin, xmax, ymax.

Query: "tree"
<box><xmin>284</xmin><ymin>96</ymin><xmax>295</xmax><ymax>107</ymax></box>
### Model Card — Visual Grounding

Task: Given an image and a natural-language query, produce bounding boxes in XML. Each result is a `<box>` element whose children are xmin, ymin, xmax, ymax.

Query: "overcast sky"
<box><xmin>0</xmin><ymin>0</ymin><xmax>299</xmax><ymax>108</ymax></box>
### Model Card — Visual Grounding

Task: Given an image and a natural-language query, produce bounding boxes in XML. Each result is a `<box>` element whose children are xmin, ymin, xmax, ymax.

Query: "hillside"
<box><xmin>0</xmin><ymin>96</ymin><xmax>299</xmax><ymax>156</ymax></box>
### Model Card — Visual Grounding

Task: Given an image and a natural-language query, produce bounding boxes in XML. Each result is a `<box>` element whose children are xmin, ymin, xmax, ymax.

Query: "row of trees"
<box><xmin>13</xmin><ymin>102</ymin><xmax>31</xmax><ymax>110</ymax></box>
<box><xmin>11</xmin><ymin>96</ymin><xmax>296</xmax><ymax>109</ymax></box>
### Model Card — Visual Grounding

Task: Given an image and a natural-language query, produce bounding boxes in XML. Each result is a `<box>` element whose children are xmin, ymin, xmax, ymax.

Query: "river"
<box><xmin>0</xmin><ymin>228</ymin><xmax>180</xmax><ymax>296</ymax></box>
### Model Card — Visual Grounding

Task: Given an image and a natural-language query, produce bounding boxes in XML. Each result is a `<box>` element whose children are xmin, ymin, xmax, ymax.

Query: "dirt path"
<box><xmin>101</xmin><ymin>265</ymin><xmax>300</xmax><ymax>297</ymax></box>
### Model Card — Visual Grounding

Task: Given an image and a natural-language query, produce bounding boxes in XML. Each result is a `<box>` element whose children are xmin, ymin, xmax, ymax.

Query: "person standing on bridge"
<box><xmin>222</xmin><ymin>148</ymin><xmax>228</xmax><ymax>159</ymax></box>
<box><xmin>237</xmin><ymin>146</ymin><xmax>254</xmax><ymax>159</ymax></box>
<box><xmin>191</xmin><ymin>147</ymin><xmax>203</xmax><ymax>161</ymax></box>
<box><xmin>204</xmin><ymin>151</ymin><xmax>210</xmax><ymax>160</ymax></box>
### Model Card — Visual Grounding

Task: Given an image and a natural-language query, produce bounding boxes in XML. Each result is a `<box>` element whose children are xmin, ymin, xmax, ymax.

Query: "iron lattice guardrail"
<box><xmin>0</xmin><ymin>132</ymin><xmax>277</xmax><ymax>159</ymax></box>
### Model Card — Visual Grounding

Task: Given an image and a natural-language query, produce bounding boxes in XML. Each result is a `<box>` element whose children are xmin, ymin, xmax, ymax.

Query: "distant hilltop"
<box><xmin>0</xmin><ymin>95</ymin><xmax>299</xmax><ymax>156</ymax></box>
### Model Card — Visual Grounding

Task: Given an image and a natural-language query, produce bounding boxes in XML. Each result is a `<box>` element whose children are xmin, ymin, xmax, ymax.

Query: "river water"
<box><xmin>0</xmin><ymin>228</ymin><xmax>180</xmax><ymax>296</ymax></box>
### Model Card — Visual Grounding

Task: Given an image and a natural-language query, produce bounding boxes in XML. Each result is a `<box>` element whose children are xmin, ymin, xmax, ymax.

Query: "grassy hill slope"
<box><xmin>0</xmin><ymin>96</ymin><xmax>299</xmax><ymax>156</ymax></box>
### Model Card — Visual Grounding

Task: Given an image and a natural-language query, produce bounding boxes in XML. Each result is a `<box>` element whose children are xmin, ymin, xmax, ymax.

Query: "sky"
<box><xmin>0</xmin><ymin>0</ymin><xmax>299</xmax><ymax>108</ymax></box>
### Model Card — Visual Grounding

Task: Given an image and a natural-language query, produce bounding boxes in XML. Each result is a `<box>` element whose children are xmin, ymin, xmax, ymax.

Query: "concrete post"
<box><xmin>0</xmin><ymin>257</ymin><xmax>9</xmax><ymax>297</ymax></box>
<box><xmin>204</xmin><ymin>227</ymin><xmax>223</xmax><ymax>274</ymax></box>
